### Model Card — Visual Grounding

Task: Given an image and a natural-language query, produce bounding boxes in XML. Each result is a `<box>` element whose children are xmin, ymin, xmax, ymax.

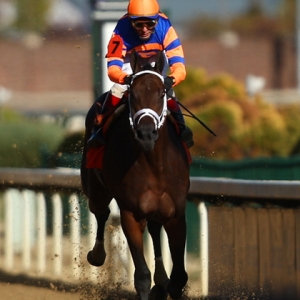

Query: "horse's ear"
<box><xmin>154</xmin><ymin>51</ymin><xmax>165</xmax><ymax>74</ymax></box>
<box><xmin>130</xmin><ymin>49</ymin><xmax>143</xmax><ymax>73</ymax></box>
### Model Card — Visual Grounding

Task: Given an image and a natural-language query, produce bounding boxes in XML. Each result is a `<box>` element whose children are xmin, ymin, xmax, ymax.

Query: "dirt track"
<box><xmin>0</xmin><ymin>272</ymin><xmax>139</xmax><ymax>300</ymax></box>
<box><xmin>0</xmin><ymin>282</ymin><xmax>141</xmax><ymax>300</ymax></box>
<box><xmin>0</xmin><ymin>281</ymin><xmax>200</xmax><ymax>300</ymax></box>
<box><xmin>0</xmin><ymin>283</ymin><xmax>80</xmax><ymax>300</ymax></box>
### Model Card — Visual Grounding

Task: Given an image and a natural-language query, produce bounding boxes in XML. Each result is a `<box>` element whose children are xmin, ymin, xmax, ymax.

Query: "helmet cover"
<box><xmin>127</xmin><ymin>0</ymin><xmax>160</xmax><ymax>19</ymax></box>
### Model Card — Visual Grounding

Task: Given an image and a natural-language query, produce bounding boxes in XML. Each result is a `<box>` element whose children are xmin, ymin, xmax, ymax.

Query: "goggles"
<box><xmin>131</xmin><ymin>19</ymin><xmax>158</xmax><ymax>30</ymax></box>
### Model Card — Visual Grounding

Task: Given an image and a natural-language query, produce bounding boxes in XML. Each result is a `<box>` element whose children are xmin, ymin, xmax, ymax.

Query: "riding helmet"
<box><xmin>127</xmin><ymin>0</ymin><xmax>160</xmax><ymax>19</ymax></box>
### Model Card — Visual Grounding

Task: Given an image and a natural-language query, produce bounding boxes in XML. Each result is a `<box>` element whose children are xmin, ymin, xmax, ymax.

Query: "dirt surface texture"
<box><xmin>0</xmin><ymin>282</ymin><xmax>80</xmax><ymax>300</ymax></box>
<box><xmin>0</xmin><ymin>282</ymin><xmax>140</xmax><ymax>300</ymax></box>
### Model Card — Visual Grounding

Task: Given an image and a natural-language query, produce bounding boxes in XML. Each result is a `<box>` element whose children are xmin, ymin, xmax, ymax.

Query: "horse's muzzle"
<box><xmin>135</xmin><ymin>125</ymin><xmax>158</xmax><ymax>151</ymax></box>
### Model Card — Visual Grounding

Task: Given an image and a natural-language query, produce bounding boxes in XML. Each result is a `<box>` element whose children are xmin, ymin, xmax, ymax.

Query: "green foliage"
<box><xmin>176</xmin><ymin>68</ymin><xmax>299</xmax><ymax>160</ymax></box>
<box><xmin>185</xmin><ymin>0</ymin><xmax>295</xmax><ymax>39</ymax></box>
<box><xmin>190</xmin><ymin>101</ymin><xmax>245</xmax><ymax>159</ymax></box>
<box><xmin>278</xmin><ymin>104</ymin><xmax>300</xmax><ymax>155</ymax></box>
<box><xmin>0</xmin><ymin>108</ymin><xmax>65</xmax><ymax>167</ymax></box>
<box><xmin>174</xmin><ymin>67</ymin><xmax>207</xmax><ymax>101</ymax></box>
<box><xmin>229</xmin><ymin>0</ymin><xmax>298</xmax><ymax>38</ymax></box>
<box><xmin>47</xmin><ymin>131</ymin><xmax>84</xmax><ymax>169</ymax></box>
<box><xmin>277</xmin><ymin>0</ymin><xmax>296</xmax><ymax>35</ymax></box>
<box><xmin>229</xmin><ymin>2</ymin><xmax>279</xmax><ymax>37</ymax></box>
<box><xmin>55</xmin><ymin>131</ymin><xmax>84</xmax><ymax>154</ymax></box>
<box><xmin>237</xmin><ymin>100</ymin><xmax>286</xmax><ymax>158</ymax></box>
<box><xmin>14</xmin><ymin>0</ymin><xmax>50</xmax><ymax>33</ymax></box>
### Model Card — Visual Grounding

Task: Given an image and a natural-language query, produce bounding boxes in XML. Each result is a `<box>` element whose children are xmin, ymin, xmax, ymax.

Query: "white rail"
<box><xmin>0</xmin><ymin>185</ymin><xmax>176</xmax><ymax>290</ymax></box>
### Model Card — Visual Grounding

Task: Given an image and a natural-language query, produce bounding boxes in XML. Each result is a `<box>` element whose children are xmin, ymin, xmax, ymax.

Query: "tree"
<box><xmin>277</xmin><ymin>0</ymin><xmax>296</xmax><ymax>35</ymax></box>
<box><xmin>14</xmin><ymin>0</ymin><xmax>50</xmax><ymax>33</ymax></box>
<box><xmin>174</xmin><ymin>68</ymin><xmax>298</xmax><ymax>159</ymax></box>
<box><xmin>184</xmin><ymin>0</ymin><xmax>296</xmax><ymax>39</ymax></box>
<box><xmin>229</xmin><ymin>0</ymin><xmax>279</xmax><ymax>37</ymax></box>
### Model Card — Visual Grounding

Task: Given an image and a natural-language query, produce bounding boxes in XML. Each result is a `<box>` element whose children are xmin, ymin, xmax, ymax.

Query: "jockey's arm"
<box><xmin>163</xmin><ymin>26</ymin><xmax>186</xmax><ymax>86</ymax></box>
<box><xmin>106</xmin><ymin>33</ymin><xmax>128</xmax><ymax>84</ymax></box>
<box><xmin>107</xmin><ymin>65</ymin><xmax>128</xmax><ymax>84</ymax></box>
<box><xmin>169</xmin><ymin>62</ymin><xmax>186</xmax><ymax>86</ymax></box>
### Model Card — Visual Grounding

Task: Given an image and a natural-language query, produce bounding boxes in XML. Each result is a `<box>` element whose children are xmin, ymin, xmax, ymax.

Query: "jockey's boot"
<box><xmin>87</xmin><ymin>92</ymin><xmax>122</xmax><ymax>148</ymax></box>
<box><xmin>167</xmin><ymin>98</ymin><xmax>194</xmax><ymax>148</ymax></box>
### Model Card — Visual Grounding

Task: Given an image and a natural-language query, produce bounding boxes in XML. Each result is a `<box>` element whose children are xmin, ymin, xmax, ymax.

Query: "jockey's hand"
<box><xmin>124</xmin><ymin>75</ymin><xmax>133</xmax><ymax>85</ymax></box>
<box><xmin>164</xmin><ymin>76</ymin><xmax>175</xmax><ymax>91</ymax></box>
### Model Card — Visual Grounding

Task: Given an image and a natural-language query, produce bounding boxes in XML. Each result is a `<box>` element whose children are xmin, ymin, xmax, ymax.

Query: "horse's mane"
<box><xmin>130</xmin><ymin>50</ymin><xmax>165</xmax><ymax>75</ymax></box>
<box><xmin>140</xmin><ymin>62</ymin><xmax>157</xmax><ymax>71</ymax></box>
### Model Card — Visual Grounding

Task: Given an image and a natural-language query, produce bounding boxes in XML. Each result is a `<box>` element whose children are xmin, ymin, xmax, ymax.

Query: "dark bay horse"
<box><xmin>81</xmin><ymin>50</ymin><xmax>190</xmax><ymax>300</ymax></box>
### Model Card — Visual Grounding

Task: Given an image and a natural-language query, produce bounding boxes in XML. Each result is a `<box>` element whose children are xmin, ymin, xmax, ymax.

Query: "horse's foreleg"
<box><xmin>120</xmin><ymin>210</ymin><xmax>151</xmax><ymax>300</ymax></box>
<box><xmin>147</xmin><ymin>220</ymin><xmax>169</xmax><ymax>288</ymax></box>
<box><xmin>147</xmin><ymin>220</ymin><xmax>169</xmax><ymax>300</ymax></box>
<box><xmin>81</xmin><ymin>108</ymin><xmax>112</xmax><ymax>267</ymax></box>
<box><xmin>164</xmin><ymin>215</ymin><xmax>188</xmax><ymax>299</ymax></box>
<box><xmin>85</xmin><ymin>169</ymin><xmax>112</xmax><ymax>267</ymax></box>
<box><xmin>87</xmin><ymin>206</ymin><xmax>110</xmax><ymax>266</ymax></box>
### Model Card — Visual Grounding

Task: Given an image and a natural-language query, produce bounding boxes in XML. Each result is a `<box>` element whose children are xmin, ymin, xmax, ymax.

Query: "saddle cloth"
<box><xmin>86</xmin><ymin>145</ymin><xmax>106</xmax><ymax>169</ymax></box>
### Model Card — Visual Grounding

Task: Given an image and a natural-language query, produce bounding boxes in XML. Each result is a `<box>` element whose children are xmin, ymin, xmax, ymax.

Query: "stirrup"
<box><xmin>179</xmin><ymin>126</ymin><xmax>194</xmax><ymax>148</ymax></box>
<box><xmin>87</xmin><ymin>128</ymin><xmax>107</xmax><ymax>148</ymax></box>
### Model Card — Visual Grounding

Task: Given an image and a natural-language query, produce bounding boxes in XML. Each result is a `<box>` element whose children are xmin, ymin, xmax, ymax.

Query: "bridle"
<box><xmin>128</xmin><ymin>70</ymin><xmax>168</xmax><ymax>131</ymax></box>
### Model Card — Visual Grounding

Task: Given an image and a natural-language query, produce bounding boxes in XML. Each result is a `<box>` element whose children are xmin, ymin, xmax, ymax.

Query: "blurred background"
<box><xmin>1</xmin><ymin>0</ymin><xmax>300</xmax><ymax>179</ymax></box>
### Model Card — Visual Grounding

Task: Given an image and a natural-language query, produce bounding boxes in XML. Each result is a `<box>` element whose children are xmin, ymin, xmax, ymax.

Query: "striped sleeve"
<box><xmin>107</xmin><ymin>65</ymin><xmax>128</xmax><ymax>84</ymax></box>
<box><xmin>163</xmin><ymin>26</ymin><xmax>186</xmax><ymax>85</ymax></box>
<box><xmin>105</xmin><ymin>32</ymin><xmax>128</xmax><ymax>83</ymax></box>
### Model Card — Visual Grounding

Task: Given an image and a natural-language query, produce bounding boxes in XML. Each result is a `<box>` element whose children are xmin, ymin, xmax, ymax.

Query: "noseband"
<box><xmin>128</xmin><ymin>70</ymin><xmax>168</xmax><ymax>131</ymax></box>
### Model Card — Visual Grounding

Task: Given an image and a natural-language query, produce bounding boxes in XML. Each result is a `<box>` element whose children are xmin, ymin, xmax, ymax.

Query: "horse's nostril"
<box><xmin>137</xmin><ymin>130</ymin><xmax>143</xmax><ymax>140</ymax></box>
<box><xmin>152</xmin><ymin>130</ymin><xmax>158</xmax><ymax>139</ymax></box>
<box><xmin>136</xmin><ymin>128</ymin><xmax>158</xmax><ymax>142</ymax></box>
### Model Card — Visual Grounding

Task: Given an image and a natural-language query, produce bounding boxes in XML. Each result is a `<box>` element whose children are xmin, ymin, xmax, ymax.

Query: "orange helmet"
<box><xmin>127</xmin><ymin>0</ymin><xmax>160</xmax><ymax>19</ymax></box>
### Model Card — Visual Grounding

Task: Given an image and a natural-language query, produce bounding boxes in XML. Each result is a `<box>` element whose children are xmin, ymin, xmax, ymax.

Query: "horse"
<box><xmin>81</xmin><ymin>50</ymin><xmax>190</xmax><ymax>300</ymax></box>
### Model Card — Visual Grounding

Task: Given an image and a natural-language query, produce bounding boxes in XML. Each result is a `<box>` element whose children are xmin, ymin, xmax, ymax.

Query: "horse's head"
<box><xmin>128</xmin><ymin>50</ymin><xmax>167</xmax><ymax>151</ymax></box>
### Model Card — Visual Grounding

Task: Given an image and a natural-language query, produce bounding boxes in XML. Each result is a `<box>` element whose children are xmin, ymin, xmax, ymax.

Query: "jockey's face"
<box><xmin>131</xmin><ymin>18</ymin><xmax>158</xmax><ymax>40</ymax></box>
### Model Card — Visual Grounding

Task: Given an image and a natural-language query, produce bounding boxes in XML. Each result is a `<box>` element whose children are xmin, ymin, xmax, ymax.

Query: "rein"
<box><xmin>128</xmin><ymin>70</ymin><xmax>168</xmax><ymax>131</ymax></box>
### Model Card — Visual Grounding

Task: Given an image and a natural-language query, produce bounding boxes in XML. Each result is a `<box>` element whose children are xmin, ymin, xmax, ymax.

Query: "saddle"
<box><xmin>102</xmin><ymin>104</ymin><xmax>126</xmax><ymax>139</ymax></box>
<box><xmin>86</xmin><ymin>103</ymin><xmax>126</xmax><ymax>169</ymax></box>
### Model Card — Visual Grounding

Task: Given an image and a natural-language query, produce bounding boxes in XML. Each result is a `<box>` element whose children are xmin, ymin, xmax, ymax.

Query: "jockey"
<box><xmin>88</xmin><ymin>0</ymin><xmax>194</xmax><ymax>148</ymax></box>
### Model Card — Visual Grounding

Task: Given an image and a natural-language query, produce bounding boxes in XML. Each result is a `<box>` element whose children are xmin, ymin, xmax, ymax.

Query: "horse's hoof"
<box><xmin>87</xmin><ymin>251</ymin><xmax>105</xmax><ymax>267</ymax></box>
<box><xmin>167</xmin><ymin>282</ymin><xmax>184</xmax><ymax>300</ymax></box>
<box><xmin>149</xmin><ymin>285</ymin><xmax>168</xmax><ymax>300</ymax></box>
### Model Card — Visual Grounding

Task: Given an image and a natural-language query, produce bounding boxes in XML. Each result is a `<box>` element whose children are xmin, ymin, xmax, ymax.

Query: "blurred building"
<box><xmin>0</xmin><ymin>0</ymin><xmax>297</xmax><ymax>95</ymax></box>
<box><xmin>0</xmin><ymin>34</ymin><xmax>296</xmax><ymax>93</ymax></box>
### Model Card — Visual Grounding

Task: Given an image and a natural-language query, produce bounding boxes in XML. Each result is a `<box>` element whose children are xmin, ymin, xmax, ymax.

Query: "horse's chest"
<box><xmin>121</xmin><ymin>186</ymin><xmax>177</xmax><ymax>221</ymax></box>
